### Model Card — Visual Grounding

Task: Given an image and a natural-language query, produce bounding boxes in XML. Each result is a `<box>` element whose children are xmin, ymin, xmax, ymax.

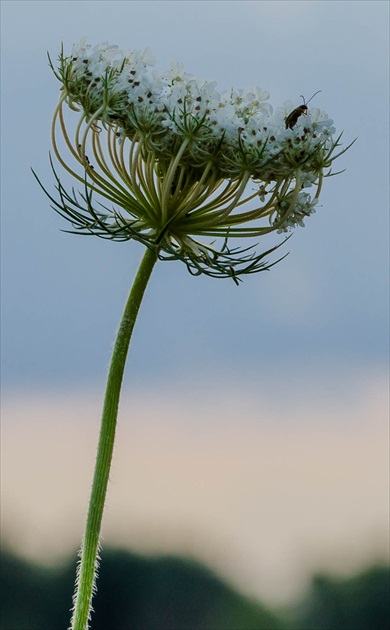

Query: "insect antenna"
<box><xmin>302</xmin><ymin>90</ymin><xmax>322</xmax><ymax>107</ymax></box>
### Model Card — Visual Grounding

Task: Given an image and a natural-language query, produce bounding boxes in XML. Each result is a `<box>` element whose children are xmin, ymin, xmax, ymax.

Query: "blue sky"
<box><xmin>1</xmin><ymin>0</ymin><xmax>389</xmax><ymax>605</ymax></box>
<box><xmin>1</xmin><ymin>0</ymin><xmax>388</xmax><ymax>390</ymax></box>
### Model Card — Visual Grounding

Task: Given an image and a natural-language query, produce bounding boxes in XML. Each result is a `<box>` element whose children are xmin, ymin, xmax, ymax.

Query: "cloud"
<box><xmin>2</xmin><ymin>365</ymin><xmax>388</xmax><ymax>604</ymax></box>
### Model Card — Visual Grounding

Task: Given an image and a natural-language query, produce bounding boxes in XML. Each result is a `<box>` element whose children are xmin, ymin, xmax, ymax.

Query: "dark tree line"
<box><xmin>0</xmin><ymin>548</ymin><xmax>389</xmax><ymax>629</ymax></box>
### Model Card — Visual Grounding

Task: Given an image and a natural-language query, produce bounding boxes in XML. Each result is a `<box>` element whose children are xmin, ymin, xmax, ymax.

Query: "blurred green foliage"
<box><xmin>286</xmin><ymin>566</ymin><xmax>390</xmax><ymax>630</ymax></box>
<box><xmin>0</xmin><ymin>548</ymin><xmax>280</xmax><ymax>629</ymax></box>
<box><xmin>0</xmin><ymin>548</ymin><xmax>389</xmax><ymax>630</ymax></box>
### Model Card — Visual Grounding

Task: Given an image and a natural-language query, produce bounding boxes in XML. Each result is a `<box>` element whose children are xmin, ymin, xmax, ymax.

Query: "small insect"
<box><xmin>285</xmin><ymin>91</ymin><xmax>322</xmax><ymax>129</ymax></box>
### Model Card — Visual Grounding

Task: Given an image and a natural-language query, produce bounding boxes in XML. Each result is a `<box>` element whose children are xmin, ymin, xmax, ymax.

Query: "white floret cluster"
<box><xmin>57</xmin><ymin>39</ymin><xmax>335</xmax><ymax>184</ymax></box>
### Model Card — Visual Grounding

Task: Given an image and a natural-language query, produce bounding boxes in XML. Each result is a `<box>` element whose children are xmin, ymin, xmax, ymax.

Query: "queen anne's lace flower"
<box><xmin>36</xmin><ymin>40</ymin><xmax>353</xmax><ymax>282</ymax></box>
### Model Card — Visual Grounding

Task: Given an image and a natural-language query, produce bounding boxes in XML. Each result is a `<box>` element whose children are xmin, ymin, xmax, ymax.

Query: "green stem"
<box><xmin>70</xmin><ymin>246</ymin><xmax>158</xmax><ymax>630</ymax></box>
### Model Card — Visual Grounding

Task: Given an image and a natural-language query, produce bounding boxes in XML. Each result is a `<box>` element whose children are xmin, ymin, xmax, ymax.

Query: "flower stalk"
<box><xmin>70</xmin><ymin>245</ymin><xmax>157</xmax><ymax>630</ymax></box>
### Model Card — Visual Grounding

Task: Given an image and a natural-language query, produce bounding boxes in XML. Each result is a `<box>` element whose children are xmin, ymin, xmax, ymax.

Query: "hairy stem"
<box><xmin>70</xmin><ymin>245</ymin><xmax>158</xmax><ymax>630</ymax></box>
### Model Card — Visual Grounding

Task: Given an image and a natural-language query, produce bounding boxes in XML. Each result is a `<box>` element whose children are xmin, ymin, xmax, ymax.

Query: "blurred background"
<box><xmin>1</xmin><ymin>1</ymin><xmax>389</xmax><ymax>628</ymax></box>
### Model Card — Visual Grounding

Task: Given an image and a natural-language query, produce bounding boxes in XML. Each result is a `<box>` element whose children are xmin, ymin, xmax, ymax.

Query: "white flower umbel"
<box><xmin>34</xmin><ymin>40</ymin><xmax>354</xmax><ymax>630</ymax></box>
<box><xmin>37</xmin><ymin>40</ymin><xmax>353</xmax><ymax>283</ymax></box>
